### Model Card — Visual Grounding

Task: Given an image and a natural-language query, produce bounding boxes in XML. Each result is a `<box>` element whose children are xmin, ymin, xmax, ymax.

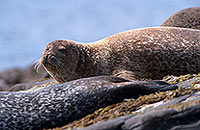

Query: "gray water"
<box><xmin>0</xmin><ymin>0</ymin><xmax>199</xmax><ymax>70</ymax></box>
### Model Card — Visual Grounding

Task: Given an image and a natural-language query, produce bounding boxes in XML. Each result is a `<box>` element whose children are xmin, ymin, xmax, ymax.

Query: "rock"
<box><xmin>161</xmin><ymin>7</ymin><xmax>200</xmax><ymax>30</ymax></box>
<box><xmin>76</xmin><ymin>115</ymin><xmax>134</xmax><ymax>130</ymax></box>
<box><xmin>0</xmin><ymin>79</ymin><xmax>10</xmax><ymax>91</ymax></box>
<box><xmin>9</xmin><ymin>78</ymin><xmax>55</xmax><ymax>92</ymax></box>
<box><xmin>79</xmin><ymin>94</ymin><xmax>200</xmax><ymax>130</ymax></box>
<box><xmin>0</xmin><ymin>62</ymin><xmax>49</xmax><ymax>91</ymax></box>
<box><xmin>22</xmin><ymin>63</ymin><xmax>49</xmax><ymax>83</ymax></box>
<box><xmin>0</xmin><ymin>68</ymin><xmax>23</xmax><ymax>86</ymax></box>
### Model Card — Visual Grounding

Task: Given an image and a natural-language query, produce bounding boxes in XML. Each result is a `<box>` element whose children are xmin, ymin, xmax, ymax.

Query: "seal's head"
<box><xmin>40</xmin><ymin>40</ymin><xmax>80</xmax><ymax>83</ymax></box>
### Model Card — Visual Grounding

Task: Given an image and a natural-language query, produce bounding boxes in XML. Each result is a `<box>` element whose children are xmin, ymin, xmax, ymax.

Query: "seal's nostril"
<box><xmin>45</xmin><ymin>54</ymin><xmax>49</xmax><ymax>61</ymax></box>
<box><xmin>42</xmin><ymin>54</ymin><xmax>51</xmax><ymax>64</ymax></box>
<box><xmin>47</xmin><ymin>54</ymin><xmax>51</xmax><ymax>59</ymax></box>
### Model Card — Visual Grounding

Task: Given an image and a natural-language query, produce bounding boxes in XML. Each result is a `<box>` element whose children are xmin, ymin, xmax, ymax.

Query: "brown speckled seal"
<box><xmin>161</xmin><ymin>7</ymin><xmax>200</xmax><ymax>30</ymax></box>
<box><xmin>40</xmin><ymin>27</ymin><xmax>200</xmax><ymax>83</ymax></box>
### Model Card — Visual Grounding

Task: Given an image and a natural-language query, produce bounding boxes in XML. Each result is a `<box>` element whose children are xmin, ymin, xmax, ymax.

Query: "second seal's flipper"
<box><xmin>109</xmin><ymin>79</ymin><xmax>178</xmax><ymax>99</ymax></box>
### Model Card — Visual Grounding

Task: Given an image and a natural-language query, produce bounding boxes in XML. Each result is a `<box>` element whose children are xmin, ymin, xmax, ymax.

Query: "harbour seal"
<box><xmin>40</xmin><ymin>27</ymin><xmax>200</xmax><ymax>83</ymax></box>
<box><xmin>161</xmin><ymin>7</ymin><xmax>200</xmax><ymax>30</ymax></box>
<box><xmin>0</xmin><ymin>76</ymin><xmax>177</xmax><ymax>129</ymax></box>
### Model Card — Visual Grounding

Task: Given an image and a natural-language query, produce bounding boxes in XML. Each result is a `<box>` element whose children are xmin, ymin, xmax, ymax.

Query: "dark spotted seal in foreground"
<box><xmin>40</xmin><ymin>27</ymin><xmax>200</xmax><ymax>83</ymax></box>
<box><xmin>0</xmin><ymin>76</ymin><xmax>177</xmax><ymax>130</ymax></box>
<box><xmin>161</xmin><ymin>7</ymin><xmax>200</xmax><ymax>30</ymax></box>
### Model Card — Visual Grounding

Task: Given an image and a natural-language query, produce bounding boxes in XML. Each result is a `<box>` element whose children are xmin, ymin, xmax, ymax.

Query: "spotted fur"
<box><xmin>41</xmin><ymin>27</ymin><xmax>200</xmax><ymax>83</ymax></box>
<box><xmin>0</xmin><ymin>76</ymin><xmax>177</xmax><ymax>129</ymax></box>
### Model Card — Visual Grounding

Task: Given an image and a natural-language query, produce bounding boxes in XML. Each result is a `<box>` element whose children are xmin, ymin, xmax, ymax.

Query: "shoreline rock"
<box><xmin>0</xmin><ymin>63</ymin><xmax>49</xmax><ymax>91</ymax></box>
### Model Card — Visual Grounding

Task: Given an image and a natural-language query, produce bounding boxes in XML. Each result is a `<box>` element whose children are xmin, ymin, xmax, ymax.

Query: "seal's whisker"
<box><xmin>36</xmin><ymin>63</ymin><xmax>41</xmax><ymax>73</ymax></box>
<box><xmin>33</xmin><ymin>60</ymin><xmax>41</xmax><ymax>73</ymax></box>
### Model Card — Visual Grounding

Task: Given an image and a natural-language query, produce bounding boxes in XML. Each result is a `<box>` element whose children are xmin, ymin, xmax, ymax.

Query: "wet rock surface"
<box><xmin>77</xmin><ymin>91</ymin><xmax>200</xmax><ymax>130</ymax></box>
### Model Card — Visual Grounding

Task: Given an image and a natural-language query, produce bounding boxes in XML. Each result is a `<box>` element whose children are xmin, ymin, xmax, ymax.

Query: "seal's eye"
<box><xmin>58</xmin><ymin>46</ymin><xmax>66</xmax><ymax>54</ymax></box>
<box><xmin>46</xmin><ymin>48</ymin><xmax>49</xmax><ymax>51</ymax></box>
<box><xmin>59</xmin><ymin>49</ymin><xmax>66</xmax><ymax>54</ymax></box>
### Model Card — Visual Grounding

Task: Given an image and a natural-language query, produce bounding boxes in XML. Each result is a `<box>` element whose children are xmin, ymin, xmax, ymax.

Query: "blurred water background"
<box><xmin>0</xmin><ymin>0</ymin><xmax>199</xmax><ymax>70</ymax></box>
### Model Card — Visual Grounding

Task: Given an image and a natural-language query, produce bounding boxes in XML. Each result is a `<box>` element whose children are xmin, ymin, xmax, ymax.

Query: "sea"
<box><xmin>0</xmin><ymin>0</ymin><xmax>199</xmax><ymax>70</ymax></box>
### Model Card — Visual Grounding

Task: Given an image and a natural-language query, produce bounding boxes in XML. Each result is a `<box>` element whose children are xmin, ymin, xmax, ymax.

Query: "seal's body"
<box><xmin>0</xmin><ymin>76</ymin><xmax>177</xmax><ymax>129</ymax></box>
<box><xmin>41</xmin><ymin>27</ymin><xmax>200</xmax><ymax>83</ymax></box>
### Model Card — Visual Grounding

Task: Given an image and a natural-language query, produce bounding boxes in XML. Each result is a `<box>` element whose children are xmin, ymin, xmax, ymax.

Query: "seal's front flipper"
<box><xmin>112</xmin><ymin>80</ymin><xmax>178</xmax><ymax>99</ymax></box>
